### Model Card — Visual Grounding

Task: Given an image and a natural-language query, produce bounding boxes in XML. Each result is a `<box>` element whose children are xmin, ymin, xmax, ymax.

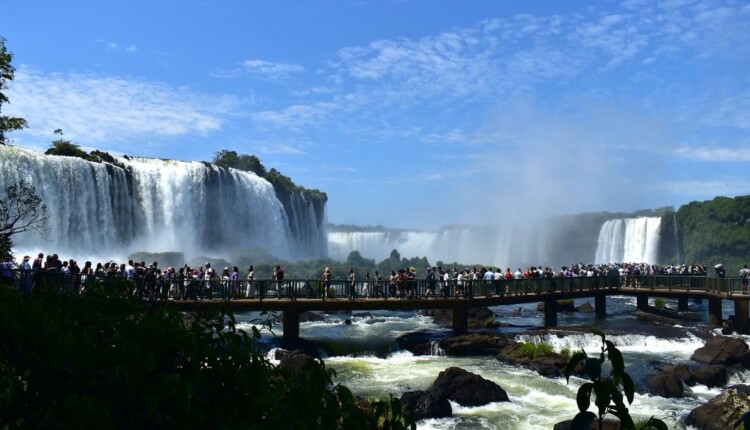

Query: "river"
<box><xmin>236</xmin><ymin>296</ymin><xmax>749</xmax><ymax>429</ymax></box>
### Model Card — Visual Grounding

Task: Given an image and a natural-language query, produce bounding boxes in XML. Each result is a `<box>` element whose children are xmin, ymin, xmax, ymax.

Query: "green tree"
<box><xmin>0</xmin><ymin>37</ymin><xmax>28</xmax><ymax>145</ymax></box>
<box><xmin>213</xmin><ymin>149</ymin><xmax>267</xmax><ymax>177</ymax></box>
<box><xmin>0</xmin><ymin>181</ymin><xmax>49</xmax><ymax>256</ymax></box>
<box><xmin>0</xmin><ymin>282</ymin><xmax>415</xmax><ymax>429</ymax></box>
<box><xmin>45</xmin><ymin>128</ymin><xmax>90</xmax><ymax>159</ymax></box>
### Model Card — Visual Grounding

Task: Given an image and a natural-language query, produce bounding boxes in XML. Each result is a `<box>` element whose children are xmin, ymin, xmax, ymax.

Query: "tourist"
<box><xmin>19</xmin><ymin>255</ymin><xmax>32</xmax><ymax>296</ymax></box>
<box><xmin>230</xmin><ymin>266</ymin><xmax>239</xmax><ymax>298</ymax></box>
<box><xmin>204</xmin><ymin>262</ymin><xmax>216</xmax><ymax>299</ymax></box>
<box><xmin>347</xmin><ymin>268</ymin><xmax>356</xmax><ymax>300</ymax></box>
<box><xmin>322</xmin><ymin>267</ymin><xmax>332</xmax><ymax>299</ymax></box>
<box><xmin>739</xmin><ymin>264</ymin><xmax>750</xmax><ymax>294</ymax></box>
<box><xmin>274</xmin><ymin>265</ymin><xmax>284</xmax><ymax>299</ymax></box>
<box><xmin>362</xmin><ymin>271</ymin><xmax>370</xmax><ymax>298</ymax></box>
<box><xmin>373</xmin><ymin>270</ymin><xmax>384</xmax><ymax>298</ymax></box>
<box><xmin>245</xmin><ymin>265</ymin><xmax>255</xmax><ymax>298</ymax></box>
<box><xmin>425</xmin><ymin>267</ymin><xmax>436</xmax><ymax>298</ymax></box>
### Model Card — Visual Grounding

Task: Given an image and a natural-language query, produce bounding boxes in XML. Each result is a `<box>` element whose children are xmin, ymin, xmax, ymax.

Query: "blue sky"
<box><xmin>2</xmin><ymin>0</ymin><xmax>749</xmax><ymax>229</ymax></box>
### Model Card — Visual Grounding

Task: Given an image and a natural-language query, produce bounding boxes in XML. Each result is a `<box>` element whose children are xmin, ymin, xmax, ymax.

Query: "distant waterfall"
<box><xmin>0</xmin><ymin>146</ymin><xmax>326</xmax><ymax>260</ymax></box>
<box><xmin>594</xmin><ymin>217</ymin><xmax>661</xmax><ymax>264</ymax></box>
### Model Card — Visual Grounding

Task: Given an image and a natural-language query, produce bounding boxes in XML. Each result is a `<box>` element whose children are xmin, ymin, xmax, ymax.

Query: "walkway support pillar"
<box><xmin>283</xmin><ymin>309</ymin><xmax>300</xmax><ymax>342</ymax></box>
<box><xmin>735</xmin><ymin>301</ymin><xmax>749</xmax><ymax>335</ymax></box>
<box><xmin>678</xmin><ymin>297</ymin><xmax>689</xmax><ymax>312</ymax></box>
<box><xmin>636</xmin><ymin>294</ymin><xmax>649</xmax><ymax>312</ymax></box>
<box><xmin>595</xmin><ymin>293</ymin><xmax>606</xmax><ymax>319</ymax></box>
<box><xmin>544</xmin><ymin>298</ymin><xmax>558</xmax><ymax>327</ymax></box>
<box><xmin>453</xmin><ymin>304</ymin><xmax>468</xmax><ymax>335</ymax></box>
<box><xmin>708</xmin><ymin>297</ymin><xmax>723</xmax><ymax>326</ymax></box>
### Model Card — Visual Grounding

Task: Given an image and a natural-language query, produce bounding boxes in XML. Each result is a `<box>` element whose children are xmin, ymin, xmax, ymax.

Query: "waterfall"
<box><xmin>0</xmin><ymin>146</ymin><xmax>327</xmax><ymax>260</ymax></box>
<box><xmin>594</xmin><ymin>217</ymin><xmax>661</xmax><ymax>264</ymax></box>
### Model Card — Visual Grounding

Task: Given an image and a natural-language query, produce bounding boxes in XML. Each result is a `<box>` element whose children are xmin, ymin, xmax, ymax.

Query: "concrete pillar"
<box><xmin>282</xmin><ymin>309</ymin><xmax>300</xmax><ymax>342</ymax></box>
<box><xmin>636</xmin><ymin>294</ymin><xmax>649</xmax><ymax>312</ymax></box>
<box><xmin>678</xmin><ymin>297</ymin><xmax>689</xmax><ymax>312</ymax></box>
<box><xmin>595</xmin><ymin>293</ymin><xmax>606</xmax><ymax>319</ymax></box>
<box><xmin>544</xmin><ymin>298</ymin><xmax>558</xmax><ymax>327</ymax></box>
<box><xmin>453</xmin><ymin>305</ymin><xmax>468</xmax><ymax>335</ymax></box>
<box><xmin>708</xmin><ymin>298</ymin><xmax>723</xmax><ymax>326</ymax></box>
<box><xmin>735</xmin><ymin>301</ymin><xmax>749</xmax><ymax>335</ymax></box>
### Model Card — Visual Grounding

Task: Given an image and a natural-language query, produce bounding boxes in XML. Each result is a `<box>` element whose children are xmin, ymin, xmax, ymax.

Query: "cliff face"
<box><xmin>0</xmin><ymin>146</ymin><xmax>328</xmax><ymax>260</ymax></box>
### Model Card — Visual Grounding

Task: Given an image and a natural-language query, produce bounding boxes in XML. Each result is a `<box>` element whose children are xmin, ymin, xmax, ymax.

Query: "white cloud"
<box><xmin>671</xmin><ymin>145</ymin><xmax>750</xmax><ymax>162</ymax></box>
<box><xmin>661</xmin><ymin>179</ymin><xmax>750</xmax><ymax>198</ymax></box>
<box><xmin>97</xmin><ymin>39</ymin><xmax>138</xmax><ymax>54</ymax></box>
<box><xmin>213</xmin><ymin>59</ymin><xmax>304</xmax><ymax>80</ymax></box>
<box><xmin>5</xmin><ymin>67</ymin><xmax>234</xmax><ymax>148</ymax></box>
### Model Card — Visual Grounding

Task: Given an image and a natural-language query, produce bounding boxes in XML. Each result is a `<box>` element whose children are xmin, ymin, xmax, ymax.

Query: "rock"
<box><xmin>438</xmin><ymin>334</ymin><xmax>514</xmax><ymax>356</ymax></box>
<box><xmin>352</xmin><ymin>312</ymin><xmax>373</xmax><ymax>319</ymax></box>
<box><xmin>692</xmin><ymin>336</ymin><xmax>749</xmax><ymax>365</ymax></box>
<box><xmin>422</xmin><ymin>307</ymin><xmax>497</xmax><ymax>328</ymax></box>
<box><xmin>273</xmin><ymin>348</ymin><xmax>290</xmax><ymax>360</ymax></box>
<box><xmin>685</xmin><ymin>387</ymin><xmax>750</xmax><ymax>430</ymax></box>
<box><xmin>430</xmin><ymin>367</ymin><xmax>509</xmax><ymax>407</ymax></box>
<box><xmin>400</xmin><ymin>390</ymin><xmax>452</xmax><ymax>421</ymax></box>
<box><xmin>299</xmin><ymin>311</ymin><xmax>325</xmax><ymax>322</ymax></box>
<box><xmin>278</xmin><ymin>349</ymin><xmax>317</xmax><ymax>375</ymax></box>
<box><xmin>576</xmin><ymin>302</ymin><xmax>595</xmax><ymax>313</ymax></box>
<box><xmin>537</xmin><ymin>300</ymin><xmax>576</xmax><ymax>313</ymax></box>
<box><xmin>495</xmin><ymin>342</ymin><xmax>569</xmax><ymax>378</ymax></box>
<box><xmin>647</xmin><ymin>371</ymin><xmax>687</xmax><ymax>398</ymax></box>
<box><xmin>553</xmin><ymin>419</ymin><xmax>622</xmax><ymax>430</ymax></box>
<box><xmin>692</xmin><ymin>365</ymin><xmax>729</xmax><ymax>388</ymax></box>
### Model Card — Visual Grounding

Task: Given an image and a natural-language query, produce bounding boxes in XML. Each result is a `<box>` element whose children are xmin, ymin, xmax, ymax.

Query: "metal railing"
<box><xmin>1</xmin><ymin>269</ymin><xmax>745</xmax><ymax>301</ymax></box>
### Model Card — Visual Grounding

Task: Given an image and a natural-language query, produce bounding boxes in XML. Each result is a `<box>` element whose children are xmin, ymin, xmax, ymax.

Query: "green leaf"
<box><xmin>591</xmin><ymin>328</ymin><xmax>605</xmax><ymax>341</ymax></box>
<box><xmin>565</xmin><ymin>351</ymin><xmax>588</xmax><ymax>383</ymax></box>
<box><xmin>585</xmin><ymin>358</ymin><xmax>602</xmax><ymax>380</ymax></box>
<box><xmin>621</xmin><ymin>372</ymin><xmax>635</xmax><ymax>404</ymax></box>
<box><xmin>593</xmin><ymin>380</ymin><xmax>611</xmax><ymax>413</ymax></box>
<box><xmin>645</xmin><ymin>416</ymin><xmax>669</xmax><ymax>430</ymax></box>
<box><xmin>608</xmin><ymin>405</ymin><xmax>635</xmax><ymax>430</ymax></box>
<box><xmin>570</xmin><ymin>411</ymin><xmax>597</xmax><ymax>430</ymax></box>
<box><xmin>733</xmin><ymin>410</ymin><xmax>750</xmax><ymax>429</ymax></box>
<box><xmin>609</xmin><ymin>383</ymin><xmax>624</xmax><ymax>409</ymax></box>
<box><xmin>607</xmin><ymin>341</ymin><xmax>625</xmax><ymax>375</ymax></box>
<box><xmin>576</xmin><ymin>383</ymin><xmax>592</xmax><ymax>412</ymax></box>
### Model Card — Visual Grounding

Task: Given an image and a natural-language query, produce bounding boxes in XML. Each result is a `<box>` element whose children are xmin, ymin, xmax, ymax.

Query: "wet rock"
<box><xmin>692</xmin><ymin>365</ymin><xmax>729</xmax><ymax>388</ymax></box>
<box><xmin>278</xmin><ymin>349</ymin><xmax>317</xmax><ymax>375</ymax></box>
<box><xmin>438</xmin><ymin>334</ymin><xmax>513</xmax><ymax>356</ymax></box>
<box><xmin>685</xmin><ymin>386</ymin><xmax>750</xmax><ymax>430</ymax></box>
<box><xmin>553</xmin><ymin>419</ymin><xmax>622</xmax><ymax>430</ymax></box>
<box><xmin>422</xmin><ymin>307</ymin><xmax>496</xmax><ymax>328</ymax></box>
<box><xmin>273</xmin><ymin>348</ymin><xmax>290</xmax><ymax>360</ymax></box>
<box><xmin>692</xmin><ymin>336</ymin><xmax>749</xmax><ymax>365</ymax></box>
<box><xmin>495</xmin><ymin>342</ymin><xmax>569</xmax><ymax>378</ymax></box>
<box><xmin>647</xmin><ymin>371</ymin><xmax>687</xmax><ymax>398</ymax></box>
<box><xmin>400</xmin><ymin>390</ymin><xmax>452</xmax><ymax>421</ymax></box>
<box><xmin>576</xmin><ymin>302</ymin><xmax>595</xmax><ymax>313</ymax></box>
<box><xmin>395</xmin><ymin>331</ymin><xmax>442</xmax><ymax>356</ymax></box>
<box><xmin>537</xmin><ymin>300</ymin><xmax>576</xmax><ymax>313</ymax></box>
<box><xmin>430</xmin><ymin>367</ymin><xmax>509</xmax><ymax>407</ymax></box>
<box><xmin>352</xmin><ymin>312</ymin><xmax>373</xmax><ymax>319</ymax></box>
<box><xmin>299</xmin><ymin>311</ymin><xmax>325</xmax><ymax>322</ymax></box>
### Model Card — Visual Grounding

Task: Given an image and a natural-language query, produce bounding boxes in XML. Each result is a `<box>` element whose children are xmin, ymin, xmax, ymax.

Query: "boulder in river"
<box><xmin>692</xmin><ymin>336</ymin><xmax>749</xmax><ymax>365</ymax></box>
<box><xmin>430</xmin><ymin>367</ymin><xmax>509</xmax><ymax>407</ymax></box>
<box><xmin>400</xmin><ymin>390</ymin><xmax>452</xmax><ymax>421</ymax></box>
<box><xmin>685</xmin><ymin>385</ymin><xmax>750</xmax><ymax>430</ymax></box>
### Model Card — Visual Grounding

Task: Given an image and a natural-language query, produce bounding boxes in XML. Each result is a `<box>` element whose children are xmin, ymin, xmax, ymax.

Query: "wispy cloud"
<box><xmin>97</xmin><ymin>39</ymin><xmax>138</xmax><ymax>54</ymax></box>
<box><xmin>661</xmin><ymin>179</ymin><xmax>750</xmax><ymax>198</ymax></box>
<box><xmin>671</xmin><ymin>144</ymin><xmax>750</xmax><ymax>162</ymax></box>
<box><xmin>213</xmin><ymin>59</ymin><xmax>304</xmax><ymax>81</ymax></box>
<box><xmin>6</xmin><ymin>67</ymin><xmax>234</xmax><ymax>149</ymax></box>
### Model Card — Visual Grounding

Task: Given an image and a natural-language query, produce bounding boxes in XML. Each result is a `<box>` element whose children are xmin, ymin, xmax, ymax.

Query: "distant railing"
<box><xmin>1</xmin><ymin>269</ymin><xmax>745</xmax><ymax>301</ymax></box>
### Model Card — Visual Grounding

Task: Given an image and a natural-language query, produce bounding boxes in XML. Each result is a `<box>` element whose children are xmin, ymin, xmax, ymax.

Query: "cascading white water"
<box><xmin>594</xmin><ymin>217</ymin><xmax>661</xmax><ymax>264</ymax></box>
<box><xmin>0</xmin><ymin>146</ymin><xmax>326</xmax><ymax>260</ymax></box>
<box><xmin>327</xmin><ymin>224</ymin><xmax>552</xmax><ymax>267</ymax></box>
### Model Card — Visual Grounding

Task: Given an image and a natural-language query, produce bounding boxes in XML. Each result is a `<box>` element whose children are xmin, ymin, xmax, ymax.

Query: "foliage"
<box><xmin>677</xmin><ymin>195</ymin><xmax>750</xmax><ymax>274</ymax></box>
<box><xmin>45</xmin><ymin>139</ymin><xmax>89</xmax><ymax>159</ymax></box>
<box><xmin>0</xmin><ymin>282</ymin><xmax>414</xmax><ymax>429</ymax></box>
<box><xmin>653</xmin><ymin>297</ymin><xmax>665</xmax><ymax>309</ymax></box>
<box><xmin>513</xmin><ymin>341</ymin><xmax>556</xmax><ymax>359</ymax></box>
<box><xmin>0</xmin><ymin>38</ymin><xmax>28</xmax><ymax>145</ymax></box>
<box><xmin>560</xmin><ymin>346</ymin><xmax>572</xmax><ymax>362</ymax></box>
<box><xmin>564</xmin><ymin>329</ymin><xmax>668</xmax><ymax>430</ymax></box>
<box><xmin>213</xmin><ymin>149</ymin><xmax>267</xmax><ymax>177</ymax></box>
<box><xmin>0</xmin><ymin>181</ymin><xmax>49</xmax><ymax>256</ymax></box>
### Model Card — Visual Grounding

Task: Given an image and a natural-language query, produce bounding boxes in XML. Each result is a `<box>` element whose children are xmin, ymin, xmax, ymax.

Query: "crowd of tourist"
<box><xmin>1</xmin><ymin>250</ymin><xmax>727</xmax><ymax>301</ymax></box>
